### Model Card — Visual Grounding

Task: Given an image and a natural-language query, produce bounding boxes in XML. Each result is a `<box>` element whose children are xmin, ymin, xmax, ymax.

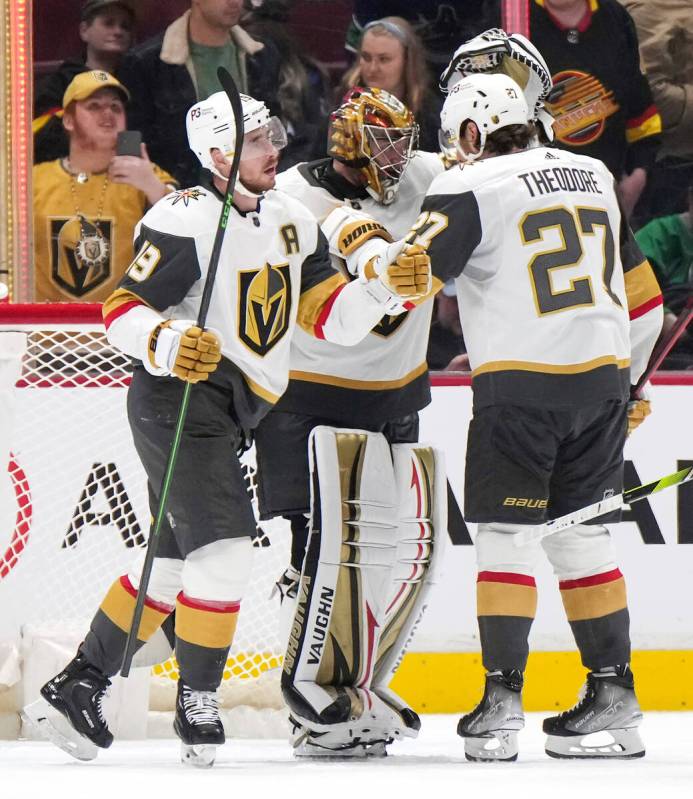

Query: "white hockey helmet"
<box><xmin>187</xmin><ymin>91</ymin><xmax>287</xmax><ymax>178</ymax></box>
<box><xmin>439</xmin><ymin>72</ymin><xmax>530</xmax><ymax>163</ymax></box>
<box><xmin>440</xmin><ymin>28</ymin><xmax>554</xmax><ymax>141</ymax></box>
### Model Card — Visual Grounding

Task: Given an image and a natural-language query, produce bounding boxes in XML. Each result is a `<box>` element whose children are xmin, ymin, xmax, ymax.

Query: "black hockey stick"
<box><xmin>121</xmin><ymin>68</ymin><xmax>244</xmax><ymax>678</ymax></box>
<box><xmin>633</xmin><ymin>296</ymin><xmax>693</xmax><ymax>396</ymax></box>
<box><xmin>517</xmin><ymin>464</ymin><xmax>693</xmax><ymax>545</ymax></box>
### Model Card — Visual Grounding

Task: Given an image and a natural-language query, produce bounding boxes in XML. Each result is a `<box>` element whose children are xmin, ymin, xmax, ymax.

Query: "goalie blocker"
<box><xmin>282</xmin><ymin>426</ymin><xmax>446</xmax><ymax>757</ymax></box>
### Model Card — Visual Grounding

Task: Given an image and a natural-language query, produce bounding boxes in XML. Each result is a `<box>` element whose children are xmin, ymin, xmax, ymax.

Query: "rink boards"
<box><xmin>1</xmin><ymin>375</ymin><xmax>691</xmax><ymax>711</ymax></box>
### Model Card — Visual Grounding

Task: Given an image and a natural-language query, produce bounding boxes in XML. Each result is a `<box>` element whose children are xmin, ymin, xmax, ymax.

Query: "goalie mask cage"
<box><xmin>0</xmin><ymin>304</ymin><xmax>290</xmax><ymax>737</ymax></box>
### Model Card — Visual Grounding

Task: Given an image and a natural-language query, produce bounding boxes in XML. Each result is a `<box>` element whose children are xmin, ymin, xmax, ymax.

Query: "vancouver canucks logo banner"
<box><xmin>238</xmin><ymin>262</ymin><xmax>292</xmax><ymax>356</ymax></box>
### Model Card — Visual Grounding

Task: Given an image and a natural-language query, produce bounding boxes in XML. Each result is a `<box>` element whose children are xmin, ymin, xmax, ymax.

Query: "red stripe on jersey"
<box><xmin>626</xmin><ymin>104</ymin><xmax>658</xmax><ymax>130</ymax></box>
<box><xmin>119</xmin><ymin>575</ymin><xmax>174</xmax><ymax>613</ymax></box>
<box><xmin>629</xmin><ymin>293</ymin><xmax>663</xmax><ymax>320</ymax></box>
<box><xmin>477</xmin><ymin>570</ymin><xmax>536</xmax><ymax>587</ymax></box>
<box><xmin>559</xmin><ymin>568</ymin><xmax>623</xmax><ymax>590</ymax></box>
<box><xmin>314</xmin><ymin>283</ymin><xmax>347</xmax><ymax>340</ymax></box>
<box><xmin>104</xmin><ymin>300</ymin><xmax>144</xmax><ymax>330</ymax></box>
<box><xmin>177</xmin><ymin>592</ymin><xmax>241</xmax><ymax>613</ymax></box>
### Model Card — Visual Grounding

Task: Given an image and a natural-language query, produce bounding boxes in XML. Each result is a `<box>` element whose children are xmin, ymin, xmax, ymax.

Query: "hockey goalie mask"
<box><xmin>439</xmin><ymin>73</ymin><xmax>530</xmax><ymax>164</ymax></box>
<box><xmin>329</xmin><ymin>86</ymin><xmax>418</xmax><ymax>205</ymax></box>
<box><xmin>440</xmin><ymin>28</ymin><xmax>554</xmax><ymax>141</ymax></box>
<box><xmin>187</xmin><ymin>91</ymin><xmax>288</xmax><ymax>179</ymax></box>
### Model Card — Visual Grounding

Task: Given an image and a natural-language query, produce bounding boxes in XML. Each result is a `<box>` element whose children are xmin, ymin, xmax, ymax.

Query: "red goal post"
<box><xmin>0</xmin><ymin>304</ymin><xmax>289</xmax><ymax>731</ymax></box>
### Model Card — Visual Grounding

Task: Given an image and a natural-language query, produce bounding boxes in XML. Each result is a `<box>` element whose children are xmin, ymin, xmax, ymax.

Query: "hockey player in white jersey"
<box><xmin>253</xmin><ymin>85</ymin><xmax>447</xmax><ymax>757</ymax></box>
<box><xmin>395</xmin><ymin>73</ymin><xmax>661</xmax><ymax>761</ymax></box>
<box><xmin>22</xmin><ymin>90</ymin><xmax>431</xmax><ymax>768</ymax></box>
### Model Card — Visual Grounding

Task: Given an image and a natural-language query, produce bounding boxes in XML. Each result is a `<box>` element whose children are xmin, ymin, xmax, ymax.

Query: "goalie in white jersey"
<box><xmin>394</xmin><ymin>73</ymin><xmax>662</xmax><ymax>761</ymax></box>
<box><xmin>255</xmin><ymin>86</ymin><xmax>443</xmax><ymax>605</ymax></box>
<box><xmin>23</xmin><ymin>90</ymin><xmax>431</xmax><ymax>768</ymax></box>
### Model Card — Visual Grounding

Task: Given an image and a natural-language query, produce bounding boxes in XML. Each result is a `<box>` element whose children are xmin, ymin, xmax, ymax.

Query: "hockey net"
<box><xmin>0</xmin><ymin>304</ymin><xmax>290</xmax><ymax>736</ymax></box>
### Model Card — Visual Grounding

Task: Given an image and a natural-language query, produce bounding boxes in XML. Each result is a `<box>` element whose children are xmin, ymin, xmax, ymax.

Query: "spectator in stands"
<box><xmin>243</xmin><ymin>0</ymin><xmax>330</xmax><ymax>169</ymax></box>
<box><xmin>619</xmin><ymin>0</ymin><xmax>693</xmax><ymax>222</ymax></box>
<box><xmin>33</xmin><ymin>0</ymin><xmax>136</xmax><ymax>165</ymax></box>
<box><xmin>33</xmin><ymin>71</ymin><xmax>176</xmax><ymax>303</ymax></box>
<box><xmin>118</xmin><ymin>0</ymin><xmax>281</xmax><ymax>187</ymax></box>
<box><xmin>529</xmin><ymin>0</ymin><xmax>662</xmax><ymax>219</ymax></box>
<box><xmin>340</xmin><ymin>17</ymin><xmax>442</xmax><ymax>152</ymax></box>
<box><xmin>635</xmin><ymin>183</ymin><xmax>693</xmax><ymax>367</ymax></box>
<box><xmin>345</xmin><ymin>2</ymin><xmax>495</xmax><ymax>71</ymax></box>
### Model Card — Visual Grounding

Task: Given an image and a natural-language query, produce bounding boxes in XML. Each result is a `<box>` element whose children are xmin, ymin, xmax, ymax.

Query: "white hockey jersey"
<box><xmin>273</xmin><ymin>152</ymin><xmax>445</xmax><ymax>425</ymax></box>
<box><xmin>103</xmin><ymin>181</ymin><xmax>396</xmax><ymax>428</ymax></box>
<box><xmin>413</xmin><ymin>146</ymin><xmax>662</xmax><ymax>409</ymax></box>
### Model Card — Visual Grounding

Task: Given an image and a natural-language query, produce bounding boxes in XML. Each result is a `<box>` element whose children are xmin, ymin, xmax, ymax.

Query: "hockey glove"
<box><xmin>364</xmin><ymin>243</ymin><xmax>432</xmax><ymax>302</ymax></box>
<box><xmin>148</xmin><ymin>320</ymin><xmax>222</xmax><ymax>383</ymax></box>
<box><xmin>627</xmin><ymin>398</ymin><xmax>651</xmax><ymax>436</ymax></box>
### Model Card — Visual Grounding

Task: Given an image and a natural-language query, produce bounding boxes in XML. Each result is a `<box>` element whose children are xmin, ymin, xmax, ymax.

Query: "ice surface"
<box><xmin>2</xmin><ymin>713</ymin><xmax>692</xmax><ymax>798</ymax></box>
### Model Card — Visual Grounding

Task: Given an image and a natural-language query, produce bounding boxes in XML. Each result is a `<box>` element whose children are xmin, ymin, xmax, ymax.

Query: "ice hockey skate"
<box><xmin>457</xmin><ymin>669</ymin><xmax>525</xmax><ymax>761</ymax></box>
<box><xmin>21</xmin><ymin>652</ymin><xmax>113</xmax><ymax>761</ymax></box>
<box><xmin>173</xmin><ymin>681</ymin><xmax>225</xmax><ymax>768</ymax></box>
<box><xmin>289</xmin><ymin>713</ymin><xmax>389</xmax><ymax>759</ymax></box>
<box><xmin>543</xmin><ymin>665</ymin><xmax>645</xmax><ymax>759</ymax></box>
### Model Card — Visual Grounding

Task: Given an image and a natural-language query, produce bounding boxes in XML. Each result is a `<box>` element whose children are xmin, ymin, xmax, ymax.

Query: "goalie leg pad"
<box><xmin>281</xmin><ymin>428</ymin><xmax>446</xmax><ymax>752</ymax></box>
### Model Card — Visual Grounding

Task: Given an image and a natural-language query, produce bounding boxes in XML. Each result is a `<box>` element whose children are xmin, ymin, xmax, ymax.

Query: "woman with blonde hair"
<box><xmin>339</xmin><ymin>16</ymin><xmax>442</xmax><ymax>152</ymax></box>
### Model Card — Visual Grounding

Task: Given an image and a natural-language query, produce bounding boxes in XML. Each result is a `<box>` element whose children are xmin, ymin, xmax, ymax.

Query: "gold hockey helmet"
<box><xmin>328</xmin><ymin>86</ymin><xmax>418</xmax><ymax>205</ymax></box>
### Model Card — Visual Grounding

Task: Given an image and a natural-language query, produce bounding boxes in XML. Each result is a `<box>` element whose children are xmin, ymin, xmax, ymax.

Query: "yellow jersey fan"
<box><xmin>328</xmin><ymin>86</ymin><xmax>418</xmax><ymax>205</ymax></box>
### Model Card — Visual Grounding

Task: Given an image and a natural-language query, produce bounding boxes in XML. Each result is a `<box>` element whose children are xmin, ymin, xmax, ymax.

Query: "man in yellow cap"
<box><xmin>33</xmin><ymin>70</ymin><xmax>177</xmax><ymax>302</ymax></box>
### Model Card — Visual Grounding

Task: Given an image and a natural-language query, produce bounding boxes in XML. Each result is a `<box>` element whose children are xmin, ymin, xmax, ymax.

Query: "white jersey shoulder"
<box><xmin>136</xmin><ymin>185</ymin><xmax>219</xmax><ymax>240</ymax></box>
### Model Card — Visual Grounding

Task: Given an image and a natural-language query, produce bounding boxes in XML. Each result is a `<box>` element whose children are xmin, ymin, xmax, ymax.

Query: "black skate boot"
<box><xmin>543</xmin><ymin>664</ymin><xmax>645</xmax><ymax>759</ymax></box>
<box><xmin>457</xmin><ymin>669</ymin><xmax>524</xmax><ymax>762</ymax></box>
<box><xmin>22</xmin><ymin>652</ymin><xmax>113</xmax><ymax>761</ymax></box>
<box><xmin>173</xmin><ymin>680</ymin><xmax>225</xmax><ymax>768</ymax></box>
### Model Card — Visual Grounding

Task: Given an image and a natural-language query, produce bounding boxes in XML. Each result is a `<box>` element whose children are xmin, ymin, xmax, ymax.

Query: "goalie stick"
<box><xmin>120</xmin><ymin>67</ymin><xmax>244</xmax><ymax>678</ymax></box>
<box><xmin>517</xmin><ymin>465</ymin><xmax>693</xmax><ymax>545</ymax></box>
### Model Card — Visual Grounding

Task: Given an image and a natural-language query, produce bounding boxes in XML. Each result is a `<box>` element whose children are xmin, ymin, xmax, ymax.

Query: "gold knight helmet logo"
<box><xmin>52</xmin><ymin>215</ymin><xmax>111</xmax><ymax>297</ymax></box>
<box><xmin>238</xmin><ymin>262</ymin><xmax>292</xmax><ymax>356</ymax></box>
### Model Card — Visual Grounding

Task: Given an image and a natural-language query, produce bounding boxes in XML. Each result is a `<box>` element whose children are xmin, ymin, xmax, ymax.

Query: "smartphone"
<box><xmin>116</xmin><ymin>130</ymin><xmax>142</xmax><ymax>157</ymax></box>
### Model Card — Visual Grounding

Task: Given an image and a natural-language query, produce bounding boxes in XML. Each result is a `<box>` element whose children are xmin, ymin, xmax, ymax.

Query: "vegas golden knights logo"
<box><xmin>371</xmin><ymin>310</ymin><xmax>409</xmax><ymax>338</ymax></box>
<box><xmin>50</xmin><ymin>216</ymin><xmax>112</xmax><ymax>297</ymax></box>
<box><xmin>238</xmin><ymin>262</ymin><xmax>292</xmax><ymax>356</ymax></box>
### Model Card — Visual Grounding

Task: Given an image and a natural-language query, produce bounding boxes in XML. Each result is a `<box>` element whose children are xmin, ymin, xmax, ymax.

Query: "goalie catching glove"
<box><xmin>148</xmin><ymin>320</ymin><xmax>222</xmax><ymax>383</ymax></box>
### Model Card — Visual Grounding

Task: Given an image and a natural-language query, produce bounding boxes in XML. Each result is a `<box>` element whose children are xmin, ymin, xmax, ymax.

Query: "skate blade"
<box><xmin>22</xmin><ymin>698</ymin><xmax>98</xmax><ymax>762</ymax></box>
<box><xmin>181</xmin><ymin>743</ymin><xmax>217</xmax><ymax>768</ymax></box>
<box><xmin>463</xmin><ymin>730</ymin><xmax>519</xmax><ymax>762</ymax></box>
<box><xmin>294</xmin><ymin>740</ymin><xmax>387</xmax><ymax>759</ymax></box>
<box><xmin>545</xmin><ymin>728</ymin><xmax>645</xmax><ymax>759</ymax></box>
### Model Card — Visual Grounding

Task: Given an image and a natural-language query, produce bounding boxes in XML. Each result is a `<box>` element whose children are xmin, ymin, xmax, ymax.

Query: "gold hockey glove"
<box><xmin>627</xmin><ymin>399</ymin><xmax>651</xmax><ymax>435</ymax></box>
<box><xmin>148</xmin><ymin>321</ymin><xmax>222</xmax><ymax>383</ymax></box>
<box><xmin>365</xmin><ymin>243</ymin><xmax>432</xmax><ymax>300</ymax></box>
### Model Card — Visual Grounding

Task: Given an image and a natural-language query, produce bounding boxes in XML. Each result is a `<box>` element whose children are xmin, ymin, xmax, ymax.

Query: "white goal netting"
<box><xmin>0</xmin><ymin>304</ymin><xmax>290</xmax><ymax>731</ymax></box>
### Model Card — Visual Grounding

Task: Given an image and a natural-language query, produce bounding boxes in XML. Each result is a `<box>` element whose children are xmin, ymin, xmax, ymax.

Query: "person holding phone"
<box><xmin>33</xmin><ymin>71</ymin><xmax>177</xmax><ymax>302</ymax></box>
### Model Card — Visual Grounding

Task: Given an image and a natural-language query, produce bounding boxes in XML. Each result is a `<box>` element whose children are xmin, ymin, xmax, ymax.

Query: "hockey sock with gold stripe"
<box><xmin>174</xmin><ymin>593</ymin><xmax>240</xmax><ymax>691</ymax></box>
<box><xmin>559</xmin><ymin>567</ymin><xmax>630</xmax><ymax>668</ymax></box>
<box><xmin>477</xmin><ymin>571</ymin><xmax>538</xmax><ymax>672</ymax></box>
<box><xmin>80</xmin><ymin>575</ymin><xmax>174</xmax><ymax>675</ymax></box>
